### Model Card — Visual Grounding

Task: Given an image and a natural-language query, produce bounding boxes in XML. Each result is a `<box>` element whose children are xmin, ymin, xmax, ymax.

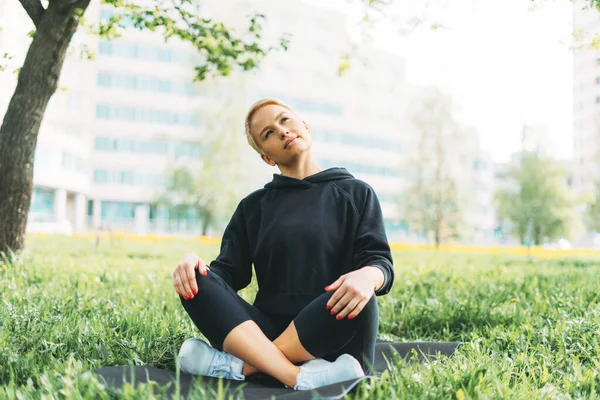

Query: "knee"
<box><xmin>179</xmin><ymin>270</ymin><xmax>225</xmax><ymax>303</ymax></box>
<box><xmin>196</xmin><ymin>269</ymin><xmax>227</xmax><ymax>289</ymax></box>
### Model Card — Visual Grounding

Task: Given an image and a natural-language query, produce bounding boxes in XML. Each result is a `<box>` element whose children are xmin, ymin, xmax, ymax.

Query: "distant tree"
<box><xmin>400</xmin><ymin>91</ymin><xmax>465</xmax><ymax>248</ymax></box>
<box><xmin>0</xmin><ymin>0</ymin><xmax>288</xmax><ymax>255</ymax></box>
<box><xmin>155</xmin><ymin>83</ymin><xmax>260</xmax><ymax>236</ymax></box>
<box><xmin>584</xmin><ymin>180</ymin><xmax>600</xmax><ymax>233</ymax></box>
<box><xmin>494</xmin><ymin>152</ymin><xmax>575</xmax><ymax>246</ymax></box>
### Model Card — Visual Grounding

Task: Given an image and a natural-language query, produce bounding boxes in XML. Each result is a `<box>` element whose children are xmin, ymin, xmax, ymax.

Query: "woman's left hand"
<box><xmin>325</xmin><ymin>267</ymin><xmax>382</xmax><ymax>320</ymax></box>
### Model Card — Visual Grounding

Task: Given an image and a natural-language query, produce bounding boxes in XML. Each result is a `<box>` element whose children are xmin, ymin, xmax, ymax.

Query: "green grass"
<box><xmin>1</xmin><ymin>235</ymin><xmax>599</xmax><ymax>399</ymax></box>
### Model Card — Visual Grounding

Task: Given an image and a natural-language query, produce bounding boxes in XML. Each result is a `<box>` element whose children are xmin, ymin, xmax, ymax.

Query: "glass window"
<box><xmin>120</xmin><ymin>171</ymin><xmax>135</xmax><ymax>185</ymax></box>
<box><xmin>96</xmin><ymin>104</ymin><xmax>110</xmax><ymax>119</ymax></box>
<box><xmin>94</xmin><ymin>170</ymin><xmax>108</xmax><ymax>183</ymax></box>
<box><xmin>97</xmin><ymin>72</ymin><xmax>111</xmax><ymax>87</ymax></box>
<box><xmin>30</xmin><ymin>187</ymin><xmax>54</xmax><ymax>216</ymax></box>
<box><xmin>117</xmin><ymin>75</ymin><xmax>137</xmax><ymax>90</ymax></box>
<box><xmin>101</xmin><ymin>201</ymin><xmax>135</xmax><ymax>222</ymax></box>
<box><xmin>118</xmin><ymin>43</ymin><xmax>138</xmax><ymax>58</ymax></box>
<box><xmin>98</xmin><ymin>42</ymin><xmax>113</xmax><ymax>55</ymax></box>
<box><xmin>94</xmin><ymin>137</ymin><xmax>110</xmax><ymax>151</ymax></box>
<box><xmin>157</xmin><ymin>79</ymin><xmax>171</xmax><ymax>93</ymax></box>
<box><xmin>121</xmin><ymin>107</ymin><xmax>135</xmax><ymax>121</ymax></box>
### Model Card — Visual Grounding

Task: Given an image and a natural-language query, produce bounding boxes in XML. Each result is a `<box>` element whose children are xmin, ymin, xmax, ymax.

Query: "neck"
<box><xmin>278</xmin><ymin>153</ymin><xmax>322</xmax><ymax>180</ymax></box>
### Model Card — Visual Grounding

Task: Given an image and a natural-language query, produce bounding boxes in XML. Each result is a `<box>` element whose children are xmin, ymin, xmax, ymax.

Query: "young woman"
<box><xmin>172</xmin><ymin>98</ymin><xmax>395</xmax><ymax>391</ymax></box>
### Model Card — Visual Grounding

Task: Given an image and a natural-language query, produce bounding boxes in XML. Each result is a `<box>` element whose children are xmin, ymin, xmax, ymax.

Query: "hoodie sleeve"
<box><xmin>208</xmin><ymin>200</ymin><xmax>253</xmax><ymax>292</ymax></box>
<box><xmin>353</xmin><ymin>186</ymin><xmax>395</xmax><ymax>296</ymax></box>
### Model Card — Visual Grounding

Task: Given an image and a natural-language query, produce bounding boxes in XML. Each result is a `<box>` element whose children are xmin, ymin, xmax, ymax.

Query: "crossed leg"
<box><xmin>223</xmin><ymin>320</ymin><xmax>312</xmax><ymax>387</ymax></box>
<box><xmin>181</xmin><ymin>270</ymin><xmax>377</xmax><ymax>388</ymax></box>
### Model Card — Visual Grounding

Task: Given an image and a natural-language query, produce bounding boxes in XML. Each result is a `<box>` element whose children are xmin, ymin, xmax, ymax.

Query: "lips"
<box><xmin>284</xmin><ymin>137</ymin><xmax>297</xmax><ymax>149</ymax></box>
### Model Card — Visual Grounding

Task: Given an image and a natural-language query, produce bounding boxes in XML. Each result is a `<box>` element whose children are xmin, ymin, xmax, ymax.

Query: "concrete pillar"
<box><xmin>74</xmin><ymin>193</ymin><xmax>86</xmax><ymax>233</ymax></box>
<box><xmin>134</xmin><ymin>204</ymin><xmax>149</xmax><ymax>235</ymax></box>
<box><xmin>92</xmin><ymin>200</ymin><xmax>102</xmax><ymax>228</ymax></box>
<box><xmin>54</xmin><ymin>189</ymin><xmax>67</xmax><ymax>223</ymax></box>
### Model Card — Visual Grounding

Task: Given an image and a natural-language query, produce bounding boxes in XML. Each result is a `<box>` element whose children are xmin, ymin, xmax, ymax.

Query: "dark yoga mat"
<box><xmin>87</xmin><ymin>340</ymin><xmax>460</xmax><ymax>400</ymax></box>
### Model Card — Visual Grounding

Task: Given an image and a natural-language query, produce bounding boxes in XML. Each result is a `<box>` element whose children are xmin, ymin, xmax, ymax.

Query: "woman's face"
<box><xmin>250</xmin><ymin>104</ymin><xmax>312</xmax><ymax>167</ymax></box>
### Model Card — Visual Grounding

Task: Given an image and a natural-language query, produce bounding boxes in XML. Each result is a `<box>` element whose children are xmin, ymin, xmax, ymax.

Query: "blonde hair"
<box><xmin>245</xmin><ymin>98</ymin><xmax>294</xmax><ymax>155</ymax></box>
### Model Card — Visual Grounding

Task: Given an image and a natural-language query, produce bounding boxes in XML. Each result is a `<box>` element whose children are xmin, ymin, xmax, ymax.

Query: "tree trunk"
<box><xmin>201</xmin><ymin>217</ymin><xmax>210</xmax><ymax>236</ymax></box>
<box><xmin>0</xmin><ymin>0</ymin><xmax>90</xmax><ymax>254</ymax></box>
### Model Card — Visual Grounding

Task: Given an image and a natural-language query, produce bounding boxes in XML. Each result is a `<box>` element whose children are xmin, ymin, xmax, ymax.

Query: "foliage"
<box><xmin>584</xmin><ymin>180</ymin><xmax>600</xmax><ymax>233</ymax></box>
<box><xmin>95</xmin><ymin>0</ymin><xmax>290</xmax><ymax>81</ymax></box>
<box><xmin>155</xmin><ymin>79</ymin><xmax>261</xmax><ymax>235</ymax></box>
<box><xmin>495</xmin><ymin>152</ymin><xmax>576</xmax><ymax>246</ymax></box>
<box><xmin>1</xmin><ymin>235</ymin><xmax>599</xmax><ymax>398</ymax></box>
<box><xmin>400</xmin><ymin>91</ymin><xmax>465</xmax><ymax>248</ymax></box>
<box><xmin>0</xmin><ymin>0</ymin><xmax>289</xmax><ymax>255</ymax></box>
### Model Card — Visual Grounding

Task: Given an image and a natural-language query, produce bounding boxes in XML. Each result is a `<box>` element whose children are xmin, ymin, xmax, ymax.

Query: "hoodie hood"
<box><xmin>264</xmin><ymin>167</ymin><xmax>354</xmax><ymax>189</ymax></box>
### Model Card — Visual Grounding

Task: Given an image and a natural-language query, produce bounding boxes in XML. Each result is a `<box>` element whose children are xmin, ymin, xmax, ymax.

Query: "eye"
<box><xmin>265</xmin><ymin>130</ymin><xmax>273</xmax><ymax>139</ymax></box>
<box><xmin>281</xmin><ymin>117</ymin><xmax>289</xmax><ymax>123</ymax></box>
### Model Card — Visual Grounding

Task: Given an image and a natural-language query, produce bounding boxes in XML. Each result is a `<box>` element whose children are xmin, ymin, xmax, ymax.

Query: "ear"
<box><xmin>261</xmin><ymin>154</ymin><xmax>277</xmax><ymax>167</ymax></box>
<box><xmin>303</xmin><ymin>120</ymin><xmax>311</xmax><ymax>134</ymax></box>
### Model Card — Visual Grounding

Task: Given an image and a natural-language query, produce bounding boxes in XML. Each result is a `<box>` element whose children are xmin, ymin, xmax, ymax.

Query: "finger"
<box><xmin>197</xmin><ymin>258</ymin><xmax>209</xmax><ymax>276</ymax></box>
<box><xmin>176</xmin><ymin>269</ymin><xmax>192</xmax><ymax>299</ymax></box>
<box><xmin>348</xmin><ymin>300</ymin><xmax>368</xmax><ymax>320</ymax></box>
<box><xmin>173</xmin><ymin>271</ymin><xmax>186</xmax><ymax>298</ymax></box>
<box><xmin>337</xmin><ymin>297</ymin><xmax>362</xmax><ymax>320</ymax></box>
<box><xmin>178</xmin><ymin>268</ymin><xmax>194</xmax><ymax>298</ymax></box>
<box><xmin>325</xmin><ymin>276</ymin><xmax>344</xmax><ymax>292</ymax></box>
<box><xmin>326</xmin><ymin>285</ymin><xmax>347</xmax><ymax>310</ymax></box>
<box><xmin>184</xmin><ymin>263</ymin><xmax>198</xmax><ymax>295</ymax></box>
<box><xmin>330</xmin><ymin>291</ymin><xmax>354</xmax><ymax>316</ymax></box>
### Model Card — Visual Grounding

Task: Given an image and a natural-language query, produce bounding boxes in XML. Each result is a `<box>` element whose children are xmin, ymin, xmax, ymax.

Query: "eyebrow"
<box><xmin>259</xmin><ymin>111</ymin><xmax>288</xmax><ymax>138</ymax></box>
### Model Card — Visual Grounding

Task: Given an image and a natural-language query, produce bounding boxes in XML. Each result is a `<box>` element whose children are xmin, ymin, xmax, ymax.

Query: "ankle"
<box><xmin>242</xmin><ymin>362</ymin><xmax>258</xmax><ymax>377</ymax></box>
<box><xmin>287</xmin><ymin>365</ymin><xmax>301</xmax><ymax>388</ymax></box>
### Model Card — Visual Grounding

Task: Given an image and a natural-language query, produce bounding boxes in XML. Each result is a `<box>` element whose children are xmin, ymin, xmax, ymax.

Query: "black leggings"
<box><xmin>180</xmin><ymin>270</ymin><xmax>379</xmax><ymax>373</ymax></box>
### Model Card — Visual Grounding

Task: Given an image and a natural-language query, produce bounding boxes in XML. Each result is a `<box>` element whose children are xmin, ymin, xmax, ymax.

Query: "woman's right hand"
<box><xmin>173</xmin><ymin>253</ymin><xmax>210</xmax><ymax>300</ymax></box>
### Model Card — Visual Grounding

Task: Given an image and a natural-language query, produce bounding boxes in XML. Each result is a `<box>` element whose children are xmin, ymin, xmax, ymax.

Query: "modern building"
<box><xmin>573</xmin><ymin>1</ymin><xmax>600</xmax><ymax>245</ymax></box>
<box><xmin>573</xmin><ymin>1</ymin><xmax>600</xmax><ymax>200</ymax></box>
<box><xmin>0</xmin><ymin>0</ymin><xmax>496</xmax><ymax>241</ymax></box>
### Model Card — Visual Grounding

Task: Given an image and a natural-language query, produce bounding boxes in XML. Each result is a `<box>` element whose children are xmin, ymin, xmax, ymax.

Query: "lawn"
<box><xmin>1</xmin><ymin>235</ymin><xmax>599</xmax><ymax>399</ymax></box>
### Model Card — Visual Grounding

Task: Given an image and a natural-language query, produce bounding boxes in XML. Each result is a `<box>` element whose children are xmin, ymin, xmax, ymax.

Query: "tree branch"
<box><xmin>18</xmin><ymin>0</ymin><xmax>45</xmax><ymax>28</ymax></box>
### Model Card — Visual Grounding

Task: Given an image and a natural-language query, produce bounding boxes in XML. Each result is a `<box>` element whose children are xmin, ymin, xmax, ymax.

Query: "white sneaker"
<box><xmin>300</xmin><ymin>358</ymin><xmax>330</xmax><ymax>368</ymax></box>
<box><xmin>177</xmin><ymin>338</ymin><xmax>245</xmax><ymax>381</ymax></box>
<box><xmin>294</xmin><ymin>354</ymin><xmax>365</xmax><ymax>391</ymax></box>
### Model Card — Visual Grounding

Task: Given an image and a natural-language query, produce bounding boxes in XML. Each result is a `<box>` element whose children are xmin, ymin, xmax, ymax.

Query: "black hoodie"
<box><xmin>209</xmin><ymin>167</ymin><xmax>395</xmax><ymax>315</ymax></box>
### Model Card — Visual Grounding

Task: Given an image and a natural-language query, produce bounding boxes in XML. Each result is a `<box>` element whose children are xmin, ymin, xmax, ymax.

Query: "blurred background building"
<box><xmin>573</xmin><ymin>0</ymin><xmax>600</xmax><ymax>246</ymax></box>
<box><xmin>0</xmin><ymin>0</ymin><xmax>497</xmax><ymax>243</ymax></box>
<box><xmin>573</xmin><ymin>1</ymin><xmax>599</xmax><ymax>199</ymax></box>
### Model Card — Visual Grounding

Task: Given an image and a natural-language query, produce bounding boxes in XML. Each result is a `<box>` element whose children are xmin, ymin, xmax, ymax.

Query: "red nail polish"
<box><xmin>184</xmin><ymin>295</ymin><xmax>188</xmax><ymax>300</ymax></box>
<box><xmin>193</xmin><ymin>289</ymin><xmax>198</xmax><ymax>295</ymax></box>
<box><xmin>326</xmin><ymin>305</ymin><xmax>331</xmax><ymax>310</ymax></box>
<box><xmin>330</xmin><ymin>310</ymin><xmax>335</xmax><ymax>315</ymax></box>
<box><xmin>336</xmin><ymin>315</ymin><xmax>342</xmax><ymax>320</ymax></box>
<box><xmin>349</xmin><ymin>315</ymin><xmax>355</xmax><ymax>320</ymax></box>
<box><xmin>324</xmin><ymin>286</ymin><xmax>329</xmax><ymax>290</ymax></box>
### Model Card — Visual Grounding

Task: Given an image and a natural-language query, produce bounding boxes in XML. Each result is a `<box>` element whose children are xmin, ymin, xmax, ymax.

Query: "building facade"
<box><xmin>572</xmin><ymin>1</ymin><xmax>600</xmax><ymax>245</ymax></box>
<box><xmin>0</xmin><ymin>0</ymin><xmax>496</xmax><ymax>241</ymax></box>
